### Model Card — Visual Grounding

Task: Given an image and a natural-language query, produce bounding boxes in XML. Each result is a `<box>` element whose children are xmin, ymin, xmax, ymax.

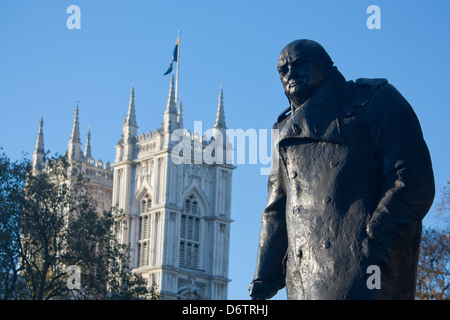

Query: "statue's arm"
<box><xmin>250</xmin><ymin>140</ymin><xmax>288</xmax><ymax>300</ymax></box>
<box><xmin>366</xmin><ymin>84</ymin><xmax>435</xmax><ymax>244</ymax></box>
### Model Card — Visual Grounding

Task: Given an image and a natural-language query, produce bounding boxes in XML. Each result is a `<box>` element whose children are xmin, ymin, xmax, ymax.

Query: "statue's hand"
<box><xmin>366</xmin><ymin>211</ymin><xmax>397</xmax><ymax>262</ymax></box>
<box><xmin>366</xmin><ymin>211</ymin><xmax>394</xmax><ymax>245</ymax></box>
<box><xmin>248</xmin><ymin>280</ymin><xmax>280</xmax><ymax>300</ymax></box>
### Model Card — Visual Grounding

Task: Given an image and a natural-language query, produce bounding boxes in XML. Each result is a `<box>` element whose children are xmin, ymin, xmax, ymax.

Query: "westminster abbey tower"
<box><xmin>31</xmin><ymin>75</ymin><xmax>234</xmax><ymax>300</ymax></box>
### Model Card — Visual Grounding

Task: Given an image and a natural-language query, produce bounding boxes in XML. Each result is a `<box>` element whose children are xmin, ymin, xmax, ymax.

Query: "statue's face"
<box><xmin>278</xmin><ymin>43</ymin><xmax>329</xmax><ymax>107</ymax></box>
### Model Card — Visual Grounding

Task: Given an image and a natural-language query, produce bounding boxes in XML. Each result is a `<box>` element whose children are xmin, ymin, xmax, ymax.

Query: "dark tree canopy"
<box><xmin>0</xmin><ymin>150</ymin><xmax>161</xmax><ymax>300</ymax></box>
<box><xmin>416</xmin><ymin>181</ymin><xmax>450</xmax><ymax>300</ymax></box>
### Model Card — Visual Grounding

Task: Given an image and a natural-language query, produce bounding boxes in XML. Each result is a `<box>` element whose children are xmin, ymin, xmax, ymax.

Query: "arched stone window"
<box><xmin>141</xmin><ymin>194</ymin><xmax>152</xmax><ymax>214</ymax></box>
<box><xmin>179</xmin><ymin>195</ymin><xmax>201</xmax><ymax>269</ymax></box>
<box><xmin>136</xmin><ymin>194</ymin><xmax>152</xmax><ymax>268</ymax></box>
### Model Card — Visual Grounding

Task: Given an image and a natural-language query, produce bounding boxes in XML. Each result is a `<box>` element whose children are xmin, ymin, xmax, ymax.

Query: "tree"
<box><xmin>416</xmin><ymin>227</ymin><xmax>450</xmax><ymax>299</ymax></box>
<box><xmin>0</xmin><ymin>151</ymin><xmax>28</xmax><ymax>299</ymax></box>
<box><xmin>0</xmin><ymin>151</ymin><xmax>160</xmax><ymax>300</ymax></box>
<box><xmin>416</xmin><ymin>180</ymin><xmax>450</xmax><ymax>300</ymax></box>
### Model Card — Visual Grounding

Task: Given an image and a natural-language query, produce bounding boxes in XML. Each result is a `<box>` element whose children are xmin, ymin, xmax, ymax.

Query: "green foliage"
<box><xmin>0</xmin><ymin>150</ymin><xmax>28</xmax><ymax>300</ymax></box>
<box><xmin>0</xmin><ymin>150</ymin><xmax>161</xmax><ymax>300</ymax></box>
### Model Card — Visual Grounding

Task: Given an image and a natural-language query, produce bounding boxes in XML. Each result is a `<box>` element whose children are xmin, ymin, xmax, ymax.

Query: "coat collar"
<box><xmin>278</xmin><ymin>67</ymin><xmax>349</xmax><ymax>145</ymax></box>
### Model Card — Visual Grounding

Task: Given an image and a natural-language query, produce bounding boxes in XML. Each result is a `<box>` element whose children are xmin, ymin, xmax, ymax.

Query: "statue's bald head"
<box><xmin>278</xmin><ymin>39</ymin><xmax>334</xmax><ymax>107</ymax></box>
<box><xmin>279</xmin><ymin>40</ymin><xmax>333</xmax><ymax>70</ymax></box>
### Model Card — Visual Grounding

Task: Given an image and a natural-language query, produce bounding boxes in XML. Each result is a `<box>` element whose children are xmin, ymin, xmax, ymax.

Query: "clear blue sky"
<box><xmin>1</xmin><ymin>0</ymin><xmax>449</xmax><ymax>300</ymax></box>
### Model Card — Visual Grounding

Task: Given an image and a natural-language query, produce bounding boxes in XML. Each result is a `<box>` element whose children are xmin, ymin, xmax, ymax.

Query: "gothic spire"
<box><xmin>121</xmin><ymin>83</ymin><xmax>138</xmax><ymax>150</ymax></box>
<box><xmin>68</xmin><ymin>102</ymin><xmax>82</xmax><ymax>161</ymax></box>
<box><xmin>214</xmin><ymin>84</ymin><xmax>226</xmax><ymax>129</ymax></box>
<box><xmin>34</xmin><ymin>115</ymin><xmax>45</xmax><ymax>154</ymax></box>
<box><xmin>84</xmin><ymin>127</ymin><xmax>92</xmax><ymax>159</ymax></box>
<box><xmin>32</xmin><ymin>115</ymin><xmax>45</xmax><ymax>173</ymax></box>
<box><xmin>212</xmin><ymin>84</ymin><xmax>229</xmax><ymax>164</ymax></box>
<box><xmin>69</xmin><ymin>102</ymin><xmax>81</xmax><ymax>143</ymax></box>
<box><xmin>124</xmin><ymin>84</ymin><xmax>137</xmax><ymax>128</ymax></box>
<box><xmin>165</xmin><ymin>74</ymin><xmax>177</xmax><ymax>115</ymax></box>
<box><xmin>162</xmin><ymin>74</ymin><xmax>178</xmax><ymax>133</ymax></box>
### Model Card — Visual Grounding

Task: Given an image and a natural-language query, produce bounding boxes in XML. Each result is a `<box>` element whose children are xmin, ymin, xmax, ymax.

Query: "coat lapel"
<box><xmin>278</xmin><ymin>69</ymin><xmax>348</xmax><ymax>145</ymax></box>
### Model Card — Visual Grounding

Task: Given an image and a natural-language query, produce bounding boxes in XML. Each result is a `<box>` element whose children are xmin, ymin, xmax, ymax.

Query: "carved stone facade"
<box><xmin>113</xmin><ymin>78</ymin><xmax>234</xmax><ymax>299</ymax></box>
<box><xmin>31</xmin><ymin>76</ymin><xmax>234</xmax><ymax>300</ymax></box>
<box><xmin>31</xmin><ymin>107</ymin><xmax>114</xmax><ymax>216</ymax></box>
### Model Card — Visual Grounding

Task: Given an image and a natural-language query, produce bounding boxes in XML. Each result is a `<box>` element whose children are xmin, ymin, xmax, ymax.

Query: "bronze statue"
<box><xmin>249</xmin><ymin>39</ymin><xmax>435</xmax><ymax>300</ymax></box>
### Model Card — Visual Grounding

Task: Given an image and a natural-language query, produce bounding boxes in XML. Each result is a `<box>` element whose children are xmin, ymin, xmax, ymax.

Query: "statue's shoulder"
<box><xmin>348</xmin><ymin>78</ymin><xmax>391</xmax><ymax>109</ymax></box>
<box><xmin>276</xmin><ymin>106</ymin><xmax>292</xmax><ymax>126</ymax></box>
<box><xmin>354</xmin><ymin>78</ymin><xmax>407</xmax><ymax>104</ymax></box>
<box><xmin>352</xmin><ymin>78</ymin><xmax>413</xmax><ymax>123</ymax></box>
<box><xmin>355</xmin><ymin>78</ymin><xmax>388</xmax><ymax>88</ymax></box>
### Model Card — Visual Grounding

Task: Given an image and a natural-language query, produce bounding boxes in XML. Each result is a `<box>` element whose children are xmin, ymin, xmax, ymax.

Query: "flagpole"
<box><xmin>175</xmin><ymin>30</ymin><xmax>180</xmax><ymax>106</ymax></box>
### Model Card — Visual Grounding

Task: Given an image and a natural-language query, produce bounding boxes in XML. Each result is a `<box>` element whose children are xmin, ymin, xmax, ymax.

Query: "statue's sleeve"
<box><xmin>366</xmin><ymin>83</ymin><xmax>435</xmax><ymax>241</ymax></box>
<box><xmin>252</xmin><ymin>123</ymin><xmax>288</xmax><ymax>288</ymax></box>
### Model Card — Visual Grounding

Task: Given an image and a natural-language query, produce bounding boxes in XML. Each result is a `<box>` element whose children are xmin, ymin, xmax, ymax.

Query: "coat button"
<box><xmin>330</xmin><ymin>161</ymin><xmax>339</xmax><ymax>168</ymax></box>
<box><xmin>290</xmin><ymin>171</ymin><xmax>297</xmax><ymax>179</ymax></box>
<box><xmin>292</xmin><ymin>124</ymin><xmax>301</xmax><ymax>135</ymax></box>
<box><xmin>296</xmin><ymin>248</ymin><xmax>303</xmax><ymax>258</ymax></box>
<box><xmin>323</xmin><ymin>241</ymin><xmax>331</xmax><ymax>249</ymax></box>
<box><xmin>313</xmin><ymin>125</ymin><xmax>319</xmax><ymax>134</ymax></box>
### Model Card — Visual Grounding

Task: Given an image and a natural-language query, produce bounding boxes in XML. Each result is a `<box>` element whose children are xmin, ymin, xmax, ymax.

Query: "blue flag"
<box><xmin>163</xmin><ymin>61</ymin><xmax>173</xmax><ymax>75</ymax></box>
<box><xmin>164</xmin><ymin>37</ymin><xmax>179</xmax><ymax>75</ymax></box>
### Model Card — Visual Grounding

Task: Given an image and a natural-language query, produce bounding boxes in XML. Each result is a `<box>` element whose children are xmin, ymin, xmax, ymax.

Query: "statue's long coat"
<box><xmin>253</xmin><ymin>68</ymin><xmax>435</xmax><ymax>299</ymax></box>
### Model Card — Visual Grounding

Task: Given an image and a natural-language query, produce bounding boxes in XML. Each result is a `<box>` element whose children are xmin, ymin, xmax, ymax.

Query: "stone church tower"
<box><xmin>31</xmin><ymin>106</ymin><xmax>114</xmax><ymax>215</ymax></box>
<box><xmin>31</xmin><ymin>76</ymin><xmax>234</xmax><ymax>300</ymax></box>
<box><xmin>112</xmin><ymin>76</ymin><xmax>234</xmax><ymax>300</ymax></box>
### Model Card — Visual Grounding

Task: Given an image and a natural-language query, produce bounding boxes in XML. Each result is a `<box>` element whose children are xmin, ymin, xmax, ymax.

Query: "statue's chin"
<box><xmin>286</xmin><ymin>89</ymin><xmax>311</xmax><ymax>107</ymax></box>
